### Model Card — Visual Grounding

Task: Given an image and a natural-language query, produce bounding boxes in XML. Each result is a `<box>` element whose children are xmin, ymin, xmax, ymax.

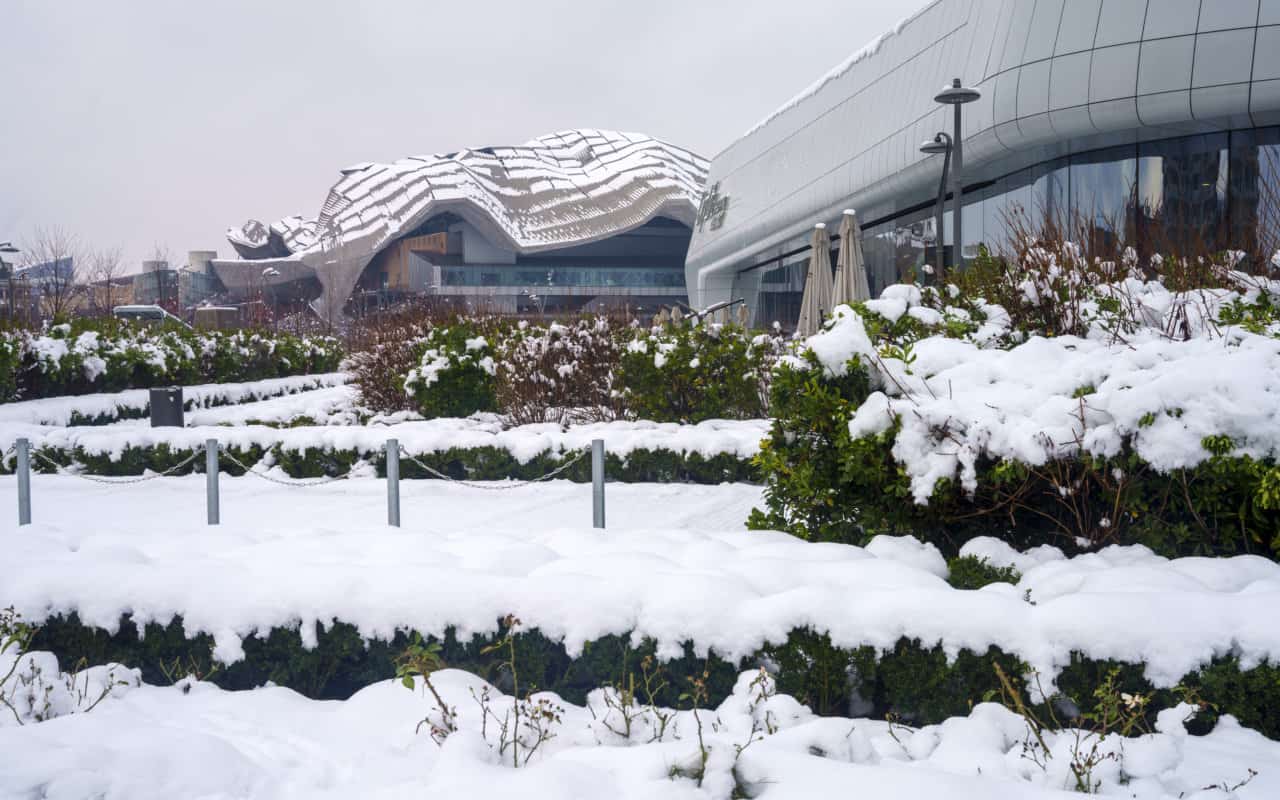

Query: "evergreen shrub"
<box><xmin>31</xmin><ymin>614</ymin><xmax>1280</xmax><ymax>740</ymax></box>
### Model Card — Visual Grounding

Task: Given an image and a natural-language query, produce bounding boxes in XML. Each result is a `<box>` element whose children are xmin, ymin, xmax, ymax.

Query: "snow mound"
<box><xmin>2</xmin><ymin>665</ymin><xmax>1275</xmax><ymax>800</ymax></box>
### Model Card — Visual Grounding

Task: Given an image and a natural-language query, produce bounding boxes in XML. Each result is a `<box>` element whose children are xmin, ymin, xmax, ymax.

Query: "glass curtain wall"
<box><xmin>751</xmin><ymin>127</ymin><xmax>1280</xmax><ymax>328</ymax></box>
<box><xmin>858</xmin><ymin>128</ymin><xmax>1280</xmax><ymax>288</ymax></box>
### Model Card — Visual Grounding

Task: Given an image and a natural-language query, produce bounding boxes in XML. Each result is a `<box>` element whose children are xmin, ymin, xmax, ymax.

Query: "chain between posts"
<box><xmin>217</xmin><ymin>446</ymin><xmax>351</xmax><ymax>488</ymax></box>
<box><xmin>16</xmin><ymin>441</ymin><xmax>590</xmax><ymax>490</ymax></box>
<box><xmin>397</xmin><ymin>445</ymin><xmax>590</xmax><ymax>491</ymax></box>
<box><xmin>30</xmin><ymin>447</ymin><xmax>207</xmax><ymax>485</ymax></box>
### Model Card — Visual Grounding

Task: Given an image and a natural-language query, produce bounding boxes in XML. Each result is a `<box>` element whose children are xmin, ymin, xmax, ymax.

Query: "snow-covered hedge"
<box><xmin>403</xmin><ymin>322</ymin><xmax>498</xmax><ymax>419</ymax></box>
<box><xmin>1</xmin><ymin>320</ymin><xmax>343</xmax><ymax>402</ymax></box>
<box><xmin>1</xmin><ymin>418</ymin><xmax>766</xmax><ymax>483</ymax></box>
<box><xmin>359</xmin><ymin>314</ymin><xmax>786</xmax><ymax>424</ymax></box>
<box><xmin>0</xmin><ymin>373</ymin><xmax>350</xmax><ymax>427</ymax></box>
<box><xmin>616</xmin><ymin>321</ymin><xmax>786</xmax><ymax>423</ymax></box>
<box><xmin>751</xmin><ymin>256</ymin><xmax>1280</xmax><ymax>560</ymax></box>
<box><xmin>23</xmin><ymin>535</ymin><xmax>1280</xmax><ymax>740</ymax></box>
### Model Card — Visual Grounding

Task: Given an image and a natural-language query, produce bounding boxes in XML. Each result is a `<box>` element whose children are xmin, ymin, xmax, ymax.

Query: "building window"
<box><xmin>1138</xmin><ymin>134</ymin><xmax>1229</xmax><ymax>255</ymax></box>
<box><xmin>1069</xmin><ymin>146</ymin><xmax>1138</xmax><ymax>249</ymax></box>
<box><xmin>1229</xmin><ymin>127</ymin><xmax>1280</xmax><ymax>264</ymax></box>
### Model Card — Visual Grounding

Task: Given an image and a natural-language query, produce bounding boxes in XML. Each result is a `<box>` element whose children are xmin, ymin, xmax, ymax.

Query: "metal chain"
<box><xmin>31</xmin><ymin>446</ymin><xmax>207</xmax><ymax>485</ymax></box>
<box><xmin>217</xmin><ymin>447</ymin><xmax>350</xmax><ymax>488</ymax></box>
<box><xmin>398</xmin><ymin>445</ymin><xmax>589</xmax><ymax>491</ymax></box>
<box><xmin>16</xmin><ymin>442</ymin><xmax>588</xmax><ymax>490</ymax></box>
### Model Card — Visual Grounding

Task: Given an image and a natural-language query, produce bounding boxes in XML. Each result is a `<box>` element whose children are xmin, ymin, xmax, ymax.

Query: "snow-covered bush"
<box><xmin>358</xmin><ymin>314</ymin><xmax>785</xmax><ymax>424</ymax></box>
<box><xmin>616</xmin><ymin>321</ymin><xmax>785</xmax><ymax>423</ymax></box>
<box><xmin>1</xmin><ymin>319</ymin><xmax>342</xmax><ymax>402</ymax></box>
<box><xmin>495</xmin><ymin>318</ymin><xmax>621</xmax><ymax>426</ymax></box>
<box><xmin>1</xmin><ymin>607</ymin><xmax>139</xmax><ymax>727</ymax></box>
<box><xmin>751</xmin><ymin>251</ymin><xmax>1280</xmax><ymax>559</ymax></box>
<box><xmin>403</xmin><ymin>322</ymin><xmax>499</xmax><ymax>419</ymax></box>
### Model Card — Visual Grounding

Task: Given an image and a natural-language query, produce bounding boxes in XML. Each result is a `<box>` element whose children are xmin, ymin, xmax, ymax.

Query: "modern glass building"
<box><xmin>685</xmin><ymin>0</ymin><xmax>1280</xmax><ymax>326</ymax></box>
<box><xmin>216</xmin><ymin>129</ymin><xmax>707</xmax><ymax>318</ymax></box>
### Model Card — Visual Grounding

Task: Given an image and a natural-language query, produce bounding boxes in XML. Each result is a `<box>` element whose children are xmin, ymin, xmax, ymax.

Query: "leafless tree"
<box><xmin>21</xmin><ymin>225</ymin><xmax>84</xmax><ymax>320</ymax></box>
<box><xmin>87</xmin><ymin>247</ymin><xmax>127</xmax><ymax>316</ymax></box>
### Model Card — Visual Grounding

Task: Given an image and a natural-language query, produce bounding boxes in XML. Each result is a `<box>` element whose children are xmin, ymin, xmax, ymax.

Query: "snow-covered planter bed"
<box><xmin>9</xmin><ymin>505</ymin><xmax>1280</xmax><ymax>738</ymax></box>
<box><xmin>0</xmin><ymin>373</ymin><xmax>350</xmax><ymax>427</ymax></box>
<box><xmin>2</xmin><ymin>418</ymin><xmax>767</xmax><ymax>483</ymax></box>
<box><xmin>751</xmin><ymin>270</ymin><xmax>1280</xmax><ymax>560</ymax></box>
<box><xmin>1</xmin><ymin>320</ymin><xmax>343</xmax><ymax>402</ymax></box>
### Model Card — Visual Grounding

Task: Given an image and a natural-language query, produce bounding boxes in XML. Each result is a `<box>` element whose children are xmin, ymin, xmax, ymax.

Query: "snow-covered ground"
<box><xmin>3</xmin><ymin>477</ymin><xmax>1278</xmax><ymax>797</ymax></box>
<box><xmin>4</xmin><ymin>476</ymin><xmax>1278</xmax><ymax>689</ymax></box>
<box><xmin>2</xmin><ymin>653</ymin><xmax>1275</xmax><ymax>798</ymax></box>
<box><xmin>3</xmin><ymin>370</ymin><xmax>1277</xmax><ymax>798</ymax></box>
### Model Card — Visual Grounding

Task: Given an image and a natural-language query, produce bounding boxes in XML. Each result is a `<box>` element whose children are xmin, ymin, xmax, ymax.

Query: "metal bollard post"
<box><xmin>386</xmin><ymin>439</ymin><xmax>400</xmax><ymax>528</ymax></box>
<box><xmin>206</xmin><ymin>439</ymin><xmax>219</xmax><ymax>525</ymax></box>
<box><xmin>591</xmin><ymin>439</ymin><xmax>605</xmax><ymax>529</ymax></box>
<box><xmin>16</xmin><ymin>438</ymin><xmax>31</xmax><ymax>526</ymax></box>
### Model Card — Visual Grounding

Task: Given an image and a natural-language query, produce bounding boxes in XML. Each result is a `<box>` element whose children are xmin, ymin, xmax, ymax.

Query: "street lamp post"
<box><xmin>0</xmin><ymin>242</ymin><xmax>20</xmax><ymax>320</ymax></box>
<box><xmin>934</xmin><ymin>78</ymin><xmax>981</xmax><ymax>271</ymax></box>
<box><xmin>919</xmin><ymin>134</ymin><xmax>953</xmax><ymax>281</ymax></box>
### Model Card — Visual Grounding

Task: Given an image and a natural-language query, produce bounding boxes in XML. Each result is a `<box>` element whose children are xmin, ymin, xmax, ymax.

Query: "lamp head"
<box><xmin>935</xmin><ymin>78</ymin><xmax>981</xmax><ymax>105</ymax></box>
<box><xmin>920</xmin><ymin>135</ymin><xmax>951</xmax><ymax>155</ymax></box>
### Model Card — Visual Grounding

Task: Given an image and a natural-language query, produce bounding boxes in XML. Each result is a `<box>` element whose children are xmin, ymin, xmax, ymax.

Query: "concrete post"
<box><xmin>386</xmin><ymin>439</ymin><xmax>400</xmax><ymax>528</ymax></box>
<box><xmin>592</xmin><ymin>439</ymin><xmax>605</xmax><ymax>529</ymax></box>
<box><xmin>206</xmin><ymin>439</ymin><xmax>219</xmax><ymax>525</ymax></box>
<box><xmin>16</xmin><ymin>437</ymin><xmax>31</xmax><ymax>526</ymax></box>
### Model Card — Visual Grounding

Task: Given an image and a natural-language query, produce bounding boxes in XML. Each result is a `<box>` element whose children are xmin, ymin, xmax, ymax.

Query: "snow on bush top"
<box><xmin>7</xmin><ymin>510</ymin><xmax>1279</xmax><ymax>689</ymax></box>
<box><xmin>800</xmin><ymin>270</ymin><xmax>1280</xmax><ymax>503</ymax></box>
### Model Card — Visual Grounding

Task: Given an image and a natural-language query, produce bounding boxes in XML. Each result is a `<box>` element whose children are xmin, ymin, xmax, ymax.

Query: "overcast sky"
<box><xmin>2</xmin><ymin>0</ymin><xmax>925</xmax><ymax>271</ymax></box>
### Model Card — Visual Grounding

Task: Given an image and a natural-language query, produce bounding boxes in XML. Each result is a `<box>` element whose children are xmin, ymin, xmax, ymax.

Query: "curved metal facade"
<box><xmin>225</xmin><ymin>129</ymin><xmax>707</xmax><ymax>316</ymax></box>
<box><xmin>686</xmin><ymin>0</ymin><xmax>1280</xmax><ymax>309</ymax></box>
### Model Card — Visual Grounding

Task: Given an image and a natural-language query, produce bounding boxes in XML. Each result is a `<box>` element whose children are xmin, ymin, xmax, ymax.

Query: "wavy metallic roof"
<box><xmin>226</xmin><ymin>128</ymin><xmax>707</xmax><ymax>317</ymax></box>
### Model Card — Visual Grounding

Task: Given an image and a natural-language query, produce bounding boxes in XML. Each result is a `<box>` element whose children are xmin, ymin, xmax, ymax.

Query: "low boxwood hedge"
<box><xmin>8</xmin><ymin>442</ymin><xmax>758</xmax><ymax>485</ymax></box>
<box><xmin>31</xmin><ymin>614</ymin><xmax>1280</xmax><ymax>739</ymax></box>
<box><xmin>5</xmin><ymin>319</ymin><xmax>343</xmax><ymax>402</ymax></box>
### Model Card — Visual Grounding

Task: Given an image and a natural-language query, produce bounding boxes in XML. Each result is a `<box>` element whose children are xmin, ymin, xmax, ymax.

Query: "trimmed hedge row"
<box><xmin>31</xmin><ymin>613</ymin><xmax>1280</xmax><ymax>739</ymax></box>
<box><xmin>748</xmin><ymin>352</ymin><xmax>1280</xmax><ymax>560</ymax></box>
<box><xmin>4</xmin><ymin>319</ymin><xmax>343</xmax><ymax>402</ymax></box>
<box><xmin>9</xmin><ymin>442</ymin><xmax>759</xmax><ymax>485</ymax></box>
<box><xmin>388</xmin><ymin>316</ymin><xmax>785</xmax><ymax>424</ymax></box>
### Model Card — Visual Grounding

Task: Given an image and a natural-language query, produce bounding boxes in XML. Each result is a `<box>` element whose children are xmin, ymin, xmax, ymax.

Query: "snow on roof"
<box><xmin>225</xmin><ymin>128</ymin><xmax>708</xmax><ymax>315</ymax></box>
<box><xmin>732</xmin><ymin>2</ymin><xmax>938</xmax><ymax>148</ymax></box>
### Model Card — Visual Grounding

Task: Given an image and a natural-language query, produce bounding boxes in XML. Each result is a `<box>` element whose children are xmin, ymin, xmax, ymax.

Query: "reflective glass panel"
<box><xmin>1138</xmin><ymin>134</ymin><xmax>1229</xmax><ymax>255</ymax></box>
<box><xmin>1069</xmin><ymin>146</ymin><xmax>1138</xmax><ymax>248</ymax></box>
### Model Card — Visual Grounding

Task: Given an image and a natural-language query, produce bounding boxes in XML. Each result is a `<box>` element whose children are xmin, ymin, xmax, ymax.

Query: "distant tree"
<box><xmin>87</xmin><ymin>246</ymin><xmax>127</xmax><ymax>316</ymax></box>
<box><xmin>22</xmin><ymin>225</ymin><xmax>83</xmax><ymax>320</ymax></box>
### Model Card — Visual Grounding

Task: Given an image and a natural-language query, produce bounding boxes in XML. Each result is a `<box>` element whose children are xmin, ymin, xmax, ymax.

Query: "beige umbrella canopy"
<box><xmin>833</xmin><ymin>209</ymin><xmax>872</xmax><ymax>307</ymax></box>
<box><xmin>796</xmin><ymin>224</ymin><xmax>835</xmax><ymax>338</ymax></box>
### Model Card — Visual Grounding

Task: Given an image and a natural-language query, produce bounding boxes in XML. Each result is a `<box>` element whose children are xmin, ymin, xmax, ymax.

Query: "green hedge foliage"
<box><xmin>615</xmin><ymin>322</ymin><xmax>776</xmax><ymax>423</ymax></box>
<box><xmin>32</xmin><ymin>614</ymin><xmax>1280</xmax><ymax>740</ymax></box>
<box><xmin>366</xmin><ymin>316</ymin><xmax>785</xmax><ymax>423</ymax></box>
<box><xmin>7</xmin><ymin>441</ymin><xmax>757</xmax><ymax>485</ymax></box>
<box><xmin>402</xmin><ymin>323</ymin><xmax>499</xmax><ymax>419</ymax></box>
<box><xmin>748</xmin><ymin>313</ymin><xmax>1280</xmax><ymax>560</ymax></box>
<box><xmin>3</xmin><ymin>318</ymin><xmax>343</xmax><ymax>402</ymax></box>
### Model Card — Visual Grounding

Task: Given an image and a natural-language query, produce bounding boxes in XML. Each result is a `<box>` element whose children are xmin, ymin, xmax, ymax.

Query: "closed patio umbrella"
<box><xmin>796</xmin><ymin>224</ymin><xmax>835</xmax><ymax>338</ymax></box>
<box><xmin>833</xmin><ymin>209</ymin><xmax>872</xmax><ymax>307</ymax></box>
